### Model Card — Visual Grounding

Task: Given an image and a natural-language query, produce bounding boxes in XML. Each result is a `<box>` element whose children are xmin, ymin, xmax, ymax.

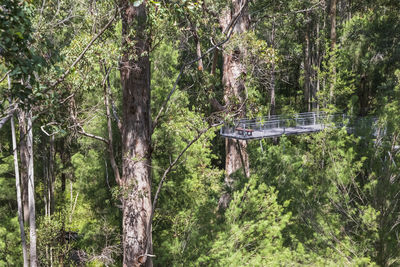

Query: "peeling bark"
<box><xmin>119</xmin><ymin>1</ymin><xmax>152</xmax><ymax>266</ymax></box>
<box><xmin>18</xmin><ymin>111</ymin><xmax>30</xmax><ymax>225</ymax></box>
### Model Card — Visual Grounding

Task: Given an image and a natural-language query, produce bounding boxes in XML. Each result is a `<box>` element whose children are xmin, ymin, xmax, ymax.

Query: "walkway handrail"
<box><xmin>220</xmin><ymin>112</ymin><xmax>351</xmax><ymax>139</ymax></box>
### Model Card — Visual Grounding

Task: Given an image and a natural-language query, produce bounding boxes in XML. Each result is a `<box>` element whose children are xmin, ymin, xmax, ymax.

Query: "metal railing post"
<box><xmin>313</xmin><ymin>112</ymin><xmax>316</xmax><ymax>125</ymax></box>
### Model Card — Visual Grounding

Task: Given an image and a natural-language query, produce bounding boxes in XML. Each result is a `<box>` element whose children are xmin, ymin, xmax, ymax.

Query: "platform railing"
<box><xmin>220</xmin><ymin>112</ymin><xmax>349</xmax><ymax>138</ymax></box>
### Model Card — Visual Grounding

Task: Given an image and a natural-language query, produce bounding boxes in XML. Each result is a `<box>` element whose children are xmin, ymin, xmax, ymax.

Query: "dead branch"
<box><xmin>77</xmin><ymin>128</ymin><xmax>109</xmax><ymax>144</ymax></box>
<box><xmin>0</xmin><ymin>104</ymin><xmax>18</xmax><ymax>131</ymax></box>
<box><xmin>0</xmin><ymin>70</ymin><xmax>11</xmax><ymax>83</ymax></box>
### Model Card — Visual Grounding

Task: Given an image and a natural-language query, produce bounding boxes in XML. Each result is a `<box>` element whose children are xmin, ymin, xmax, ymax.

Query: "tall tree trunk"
<box><xmin>60</xmin><ymin>140</ymin><xmax>69</xmax><ymax>193</ymax></box>
<box><xmin>49</xmin><ymin>135</ymin><xmax>55</xmax><ymax>215</ymax></box>
<box><xmin>18</xmin><ymin>112</ymin><xmax>29</xmax><ymax>225</ymax></box>
<box><xmin>119</xmin><ymin>1</ymin><xmax>152</xmax><ymax>266</ymax></box>
<box><xmin>9</xmin><ymin>76</ymin><xmax>29</xmax><ymax>267</ymax></box>
<box><xmin>193</xmin><ymin>26</ymin><xmax>204</xmax><ymax>71</ymax></box>
<box><xmin>219</xmin><ymin>0</ymin><xmax>250</xmax><ymax>209</ymax></box>
<box><xmin>27</xmin><ymin>110</ymin><xmax>38</xmax><ymax>267</ymax></box>
<box><xmin>329</xmin><ymin>0</ymin><xmax>337</xmax><ymax>100</ymax></box>
<box><xmin>304</xmin><ymin>11</ymin><xmax>311</xmax><ymax>112</ymax></box>
<box><xmin>270</xmin><ymin>18</ymin><xmax>276</xmax><ymax>116</ymax></box>
<box><xmin>314</xmin><ymin>19</ymin><xmax>320</xmax><ymax>110</ymax></box>
<box><xmin>103</xmin><ymin>64</ymin><xmax>122</xmax><ymax>185</ymax></box>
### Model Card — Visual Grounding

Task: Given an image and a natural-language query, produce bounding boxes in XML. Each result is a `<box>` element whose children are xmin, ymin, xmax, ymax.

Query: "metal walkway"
<box><xmin>220</xmin><ymin>112</ymin><xmax>349</xmax><ymax>140</ymax></box>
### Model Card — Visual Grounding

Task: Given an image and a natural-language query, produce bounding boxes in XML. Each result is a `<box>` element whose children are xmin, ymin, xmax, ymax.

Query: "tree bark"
<box><xmin>9</xmin><ymin>76</ymin><xmax>29</xmax><ymax>267</ymax></box>
<box><xmin>270</xmin><ymin>18</ymin><xmax>276</xmax><ymax>116</ymax></box>
<box><xmin>219</xmin><ymin>0</ymin><xmax>250</xmax><ymax>209</ymax></box>
<box><xmin>192</xmin><ymin>25</ymin><xmax>204</xmax><ymax>71</ymax></box>
<box><xmin>60</xmin><ymin>141</ymin><xmax>68</xmax><ymax>193</ymax></box>
<box><xmin>27</xmin><ymin>110</ymin><xmax>38</xmax><ymax>267</ymax></box>
<box><xmin>329</xmin><ymin>0</ymin><xmax>337</xmax><ymax>100</ymax></box>
<box><xmin>18</xmin><ymin>111</ymin><xmax>30</xmax><ymax>225</ymax></box>
<box><xmin>304</xmin><ymin>11</ymin><xmax>311</xmax><ymax>112</ymax></box>
<box><xmin>49</xmin><ymin>135</ymin><xmax>55</xmax><ymax>215</ymax></box>
<box><xmin>119</xmin><ymin>1</ymin><xmax>152</xmax><ymax>266</ymax></box>
<box><xmin>314</xmin><ymin>19</ymin><xmax>321</xmax><ymax>110</ymax></box>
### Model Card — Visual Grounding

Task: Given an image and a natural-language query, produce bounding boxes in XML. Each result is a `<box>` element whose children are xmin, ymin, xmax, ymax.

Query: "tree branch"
<box><xmin>0</xmin><ymin>114</ymin><xmax>12</xmax><ymax>130</ymax></box>
<box><xmin>77</xmin><ymin>129</ymin><xmax>109</xmax><ymax>144</ymax></box>
<box><xmin>0</xmin><ymin>104</ymin><xmax>18</xmax><ymax>131</ymax></box>
<box><xmin>0</xmin><ymin>70</ymin><xmax>11</xmax><ymax>83</ymax></box>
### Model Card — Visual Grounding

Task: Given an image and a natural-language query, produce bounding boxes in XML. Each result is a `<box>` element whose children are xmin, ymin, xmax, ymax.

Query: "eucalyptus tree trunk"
<box><xmin>329</xmin><ymin>0</ymin><xmax>337</xmax><ymax>100</ymax></box>
<box><xmin>304</xmin><ymin>11</ymin><xmax>311</xmax><ymax>112</ymax></box>
<box><xmin>27</xmin><ymin>110</ymin><xmax>37</xmax><ymax>267</ymax></box>
<box><xmin>270</xmin><ymin>18</ymin><xmax>276</xmax><ymax>116</ymax></box>
<box><xmin>119</xmin><ymin>1</ymin><xmax>152</xmax><ymax>266</ymax></box>
<box><xmin>313</xmin><ymin>19</ymin><xmax>321</xmax><ymax>110</ymax></box>
<box><xmin>18</xmin><ymin>111</ymin><xmax>30</xmax><ymax>224</ymax></box>
<box><xmin>219</xmin><ymin>0</ymin><xmax>250</xmax><ymax>209</ymax></box>
<box><xmin>49</xmin><ymin>135</ymin><xmax>55</xmax><ymax>215</ymax></box>
<box><xmin>9</xmin><ymin>76</ymin><xmax>29</xmax><ymax>267</ymax></box>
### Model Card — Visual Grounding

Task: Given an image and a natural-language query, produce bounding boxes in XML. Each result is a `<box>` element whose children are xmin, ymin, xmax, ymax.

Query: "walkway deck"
<box><xmin>220</xmin><ymin>112</ymin><xmax>347</xmax><ymax>140</ymax></box>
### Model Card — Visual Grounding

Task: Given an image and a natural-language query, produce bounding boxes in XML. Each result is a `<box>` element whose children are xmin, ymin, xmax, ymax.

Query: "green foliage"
<box><xmin>3</xmin><ymin>0</ymin><xmax>400</xmax><ymax>265</ymax></box>
<box><xmin>0</xmin><ymin>148</ymin><xmax>23</xmax><ymax>265</ymax></box>
<box><xmin>200</xmin><ymin>178</ymin><xmax>298</xmax><ymax>266</ymax></box>
<box><xmin>0</xmin><ymin>216</ymin><xmax>22</xmax><ymax>266</ymax></box>
<box><xmin>335</xmin><ymin>10</ymin><xmax>400</xmax><ymax>113</ymax></box>
<box><xmin>151</xmin><ymin>40</ymin><xmax>224</xmax><ymax>265</ymax></box>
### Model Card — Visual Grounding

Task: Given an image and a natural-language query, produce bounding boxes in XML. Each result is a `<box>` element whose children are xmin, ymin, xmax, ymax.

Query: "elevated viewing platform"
<box><xmin>220</xmin><ymin>112</ymin><xmax>350</xmax><ymax>140</ymax></box>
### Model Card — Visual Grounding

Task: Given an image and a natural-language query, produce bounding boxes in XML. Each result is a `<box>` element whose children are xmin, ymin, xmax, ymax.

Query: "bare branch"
<box><xmin>40</xmin><ymin>122</ymin><xmax>60</xmax><ymax>136</ymax></box>
<box><xmin>78</xmin><ymin>128</ymin><xmax>109</xmax><ymax>144</ymax></box>
<box><xmin>0</xmin><ymin>70</ymin><xmax>12</xmax><ymax>83</ymax></box>
<box><xmin>0</xmin><ymin>114</ymin><xmax>12</xmax><ymax>130</ymax></box>
<box><xmin>0</xmin><ymin>103</ymin><xmax>18</xmax><ymax>131</ymax></box>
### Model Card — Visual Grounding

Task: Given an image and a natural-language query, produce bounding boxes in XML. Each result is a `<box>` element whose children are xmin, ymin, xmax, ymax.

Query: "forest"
<box><xmin>1</xmin><ymin>0</ymin><xmax>400</xmax><ymax>266</ymax></box>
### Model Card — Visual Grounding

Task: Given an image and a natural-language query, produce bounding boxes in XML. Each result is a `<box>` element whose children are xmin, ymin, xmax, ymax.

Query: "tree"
<box><xmin>9</xmin><ymin>75</ymin><xmax>28</xmax><ymax>267</ymax></box>
<box><xmin>118</xmin><ymin>1</ymin><xmax>152</xmax><ymax>265</ymax></box>
<box><xmin>219</xmin><ymin>0</ymin><xmax>251</xmax><ymax>209</ymax></box>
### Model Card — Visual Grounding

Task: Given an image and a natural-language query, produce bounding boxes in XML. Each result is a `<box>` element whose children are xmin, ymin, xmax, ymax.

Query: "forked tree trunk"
<box><xmin>9</xmin><ymin>76</ymin><xmax>29</xmax><ymax>267</ymax></box>
<box><xmin>219</xmin><ymin>0</ymin><xmax>250</xmax><ymax>209</ymax></box>
<box><xmin>119</xmin><ymin>1</ymin><xmax>152</xmax><ymax>266</ymax></box>
<box><xmin>11</xmin><ymin>112</ymin><xmax>29</xmax><ymax>267</ymax></box>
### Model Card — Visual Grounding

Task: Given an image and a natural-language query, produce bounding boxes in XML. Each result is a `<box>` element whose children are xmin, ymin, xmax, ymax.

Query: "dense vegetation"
<box><xmin>1</xmin><ymin>0</ymin><xmax>400</xmax><ymax>266</ymax></box>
